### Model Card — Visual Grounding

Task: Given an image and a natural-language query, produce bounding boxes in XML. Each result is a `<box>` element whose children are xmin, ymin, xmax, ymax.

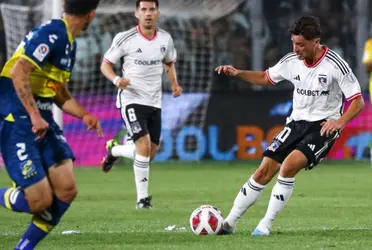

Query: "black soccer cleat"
<box><xmin>101</xmin><ymin>139</ymin><xmax>119</xmax><ymax>173</ymax></box>
<box><xmin>136</xmin><ymin>196</ymin><xmax>152</xmax><ymax>209</ymax></box>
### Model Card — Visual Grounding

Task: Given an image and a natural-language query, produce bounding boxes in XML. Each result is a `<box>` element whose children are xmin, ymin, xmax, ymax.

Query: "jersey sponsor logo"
<box><xmin>318</xmin><ymin>74</ymin><xmax>328</xmax><ymax>87</ymax></box>
<box><xmin>296</xmin><ymin>88</ymin><xmax>330</xmax><ymax>96</ymax></box>
<box><xmin>134</xmin><ymin>59</ymin><xmax>162</xmax><ymax>66</ymax></box>
<box><xmin>36</xmin><ymin>100</ymin><xmax>53</xmax><ymax>111</ymax></box>
<box><xmin>32</xmin><ymin>43</ymin><xmax>50</xmax><ymax>62</ymax></box>
<box><xmin>136</xmin><ymin>48</ymin><xmax>142</xmax><ymax>53</ymax></box>
<box><xmin>20</xmin><ymin>160</ymin><xmax>37</xmax><ymax>179</ymax></box>
<box><xmin>293</xmin><ymin>75</ymin><xmax>300</xmax><ymax>81</ymax></box>
<box><xmin>48</xmin><ymin>34</ymin><xmax>58</xmax><ymax>44</ymax></box>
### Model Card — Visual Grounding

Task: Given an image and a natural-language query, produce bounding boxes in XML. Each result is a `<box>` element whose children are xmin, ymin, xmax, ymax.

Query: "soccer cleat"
<box><xmin>218</xmin><ymin>222</ymin><xmax>235</xmax><ymax>235</ymax></box>
<box><xmin>251</xmin><ymin>227</ymin><xmax>270</xmax><ymax>236</ymax></box>
<box><xmin>136</xmin><ymin>196</ymin><xmax>152</xmax><ymax>209</ymax></box>
<box><xmin>101</xmin><ymin>139</ymin><xmax>119</xmax><ymax>173</ymax></box>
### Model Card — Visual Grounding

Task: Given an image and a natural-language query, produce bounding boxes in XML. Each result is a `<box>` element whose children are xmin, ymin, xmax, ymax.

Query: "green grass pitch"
<box><xmin>1</xmin><ymin>161</ymin><xmax>372</xmax><ymax>250</ymax></box>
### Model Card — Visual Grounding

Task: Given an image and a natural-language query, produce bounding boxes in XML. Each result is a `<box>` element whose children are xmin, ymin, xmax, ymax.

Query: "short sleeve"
<box><xmin>164</xmin><ymin>36</ymin><xmax>177</xmax><ymax>63</ymax></box>
<box><xmin>265</xmin><ymin>54</ymin><xmax>293</xmax><ymax>85</ymax></box>
<box><xmin>23</xmin><ymin>28</ymin><xmax>60</xmax><ymax>69</ymax></box>
<box><xmin>337</xmin><ymin>70</ymin><xmax>362</xmax><ymax>102</ymax></box>
<box><xmin>104</xmin><ymin>32</ymin><xmax>127</xmax><ymax>65</ymax></box>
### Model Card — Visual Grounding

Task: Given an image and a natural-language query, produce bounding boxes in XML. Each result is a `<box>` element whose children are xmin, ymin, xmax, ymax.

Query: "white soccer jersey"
<box><xmin>266</xmin><ymin>47</ymin><xmax>362</xmax><ymax>122</ymax></box>
<box><xmin>104</xmin><ymin>25</ymin><xmax>177</xmax><ymax>108</ymax></box>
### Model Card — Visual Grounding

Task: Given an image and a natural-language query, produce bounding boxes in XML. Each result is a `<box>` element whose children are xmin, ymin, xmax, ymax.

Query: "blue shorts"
<box><xmin>1</xmin><ymin>118</ymin><xmax>75</xmax><ymax>188</ymax></box>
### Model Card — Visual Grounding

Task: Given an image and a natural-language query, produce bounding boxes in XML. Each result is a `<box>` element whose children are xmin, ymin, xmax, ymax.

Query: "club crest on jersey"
<box><xmin>160</xmin><ymin>46</ymin><xmax>166</xmax><ymax>54</ymax></box>
<box><xmin>318</xmin><ymin>74</ymin><xmax>328</xmax><ymax>87</ymax></box>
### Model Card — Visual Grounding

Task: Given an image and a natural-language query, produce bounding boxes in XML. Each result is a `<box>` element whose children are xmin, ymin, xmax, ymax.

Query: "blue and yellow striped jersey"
<box><xmin>1</xmin><ymin>18</ymin><xmax>76</xmax><ymax>98</ymax></box>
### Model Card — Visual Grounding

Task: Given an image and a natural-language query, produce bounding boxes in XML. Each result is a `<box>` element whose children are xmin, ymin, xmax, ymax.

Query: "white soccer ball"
<box><xmin>189</xmin><ymin>205</ymin><xmax>224</xmax><ymax>235</ymax></box>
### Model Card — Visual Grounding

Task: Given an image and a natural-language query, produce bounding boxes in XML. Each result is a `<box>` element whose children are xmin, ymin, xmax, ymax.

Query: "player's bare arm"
<box><xmin>215</xmin><ymin>65</ymin><xmax>271</xmax><ymax>86</ymax></box>
<box><xmin>10</xmin><ymin>57</ymin><xmax>48</xmax><ymax>138</ymax></box>
<box><xmin>55</xmin><ymin>84</ymin><xmax>103</xmax><ymax>137</ymax></box>
<box><xmin>164</xmin><ymin>62</ymin><xmax>182</xmax><ymax>97</ymax></box>
<box><xmin>320</xmin><ymin>96</ymin><xmax>365</xmax><ymax>136</ymax></box>
<box><xmin>100</xmin><ymin>60</ymin><xmax>130</xmax><ymax>88</ymax></box>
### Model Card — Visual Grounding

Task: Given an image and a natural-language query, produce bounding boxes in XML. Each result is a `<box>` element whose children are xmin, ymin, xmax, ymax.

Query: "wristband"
<box><xmin>112</xmin><ymin>76</ymin><xmax>120</xmax><ymax>86</ymax></box>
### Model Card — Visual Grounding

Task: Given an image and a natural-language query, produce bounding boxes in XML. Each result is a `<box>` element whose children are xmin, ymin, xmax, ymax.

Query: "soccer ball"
<box><xmin>189</xmin><ymin>205</ymin><xmax>224</xmax><ymax>235</ymax></box>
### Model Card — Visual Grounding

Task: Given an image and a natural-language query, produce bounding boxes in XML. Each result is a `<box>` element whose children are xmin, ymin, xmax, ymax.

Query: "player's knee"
<box><xmin>136</xmin><ymin>136</ymin><xmax>151</xmax><ymax>156</ymax></box>
<box><xmin>24</xmin><ymin>179</ymin><xmax>53</xmax><ymax>212</ymax></box>
<box><xmin>55</xmin><ymin>183</ymin><xmax>78</xmax><ymax>203</ymax></box>
<box><xmin>280</xmin><ymin>150</ymin><xmax>308</xmax><ymax>177</ymax></box>
<box><xmin>28</xmin><ymin>192</ymin><xmax>53</xmax><ymax>213</ymax></box>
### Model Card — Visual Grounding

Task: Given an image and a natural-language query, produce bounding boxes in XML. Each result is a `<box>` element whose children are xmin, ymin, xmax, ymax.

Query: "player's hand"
<box><xmin>215</xmin><ymin>65</ymin><xmax>239</xmax><ymax>76</ymax></box>
<box><xmin>172</xmin><ymin>85</ymin><xmax>182</xmax><ymax>97</ymax></box>
<box><xmin>115</xmin><ymin>78</ymin><xmax>130</xmax><ymax>89</ymax></box>
<box><xmin>83</xmin><ymin>113</ymin><xmax>103</xmax><ymax>137</ymax></box>
<box><xmin>30</xmin><ymin>114</ymin><xmax>49</xmax><ymax>140</ymax></box>
<box><xmin>320</xmin><ymin>119</ymin><xmax>344</xmax><ymax>137</ymax></box>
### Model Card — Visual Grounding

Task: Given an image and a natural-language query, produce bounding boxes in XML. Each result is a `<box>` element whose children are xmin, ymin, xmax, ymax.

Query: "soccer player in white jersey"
<box><xmin>215</xmin><ymin>16</ymin><xmax>365</xmax><ymax>235</ymax></box>
<box><xmin>100</xmin><ymin>0</ymin><xmax>182</xmax><ymax>209</ymax></box>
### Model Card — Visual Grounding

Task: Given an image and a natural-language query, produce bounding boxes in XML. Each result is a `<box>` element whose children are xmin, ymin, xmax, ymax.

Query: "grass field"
<box><xmin>1</xmin><ymin>161</ymin><xmax>372</xmax><ymax>250</ymax></box>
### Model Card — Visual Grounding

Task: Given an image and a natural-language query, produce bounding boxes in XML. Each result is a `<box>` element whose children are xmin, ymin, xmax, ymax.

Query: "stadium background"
<box><xmin>1</xmin><ymin>1</ymin><xmax>372</xmax><ymax>249</ymax></box>
<box><xmin>0</xmin><ymin>0</ymin><xmax>370</xmax><ymax>166</ymax></box>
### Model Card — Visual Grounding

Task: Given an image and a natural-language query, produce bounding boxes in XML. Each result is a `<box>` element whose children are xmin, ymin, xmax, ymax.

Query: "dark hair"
<box><xmin>64</xmin><ymin>0</ymin><xmax>101</xmax><ymax>16</ymax></box>
<box><xmin>136</xmin><ymin>0</ymin><xmax>159</xmax><ymax>8</ymax></box>
<box><xmin>289</xmin><ymin>16</ymin><xmax>321</xmax><ymax>40</ymax></box>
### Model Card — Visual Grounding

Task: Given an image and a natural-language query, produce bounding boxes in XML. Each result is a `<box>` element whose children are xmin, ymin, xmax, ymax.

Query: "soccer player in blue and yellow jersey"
<box><xmin>0</xmin><ymin>0</ymin><xmax>102</xmax><ymax>249</ymax></box>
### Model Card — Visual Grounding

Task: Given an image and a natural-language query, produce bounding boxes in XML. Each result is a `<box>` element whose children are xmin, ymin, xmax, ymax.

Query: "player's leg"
<box><xmin>14</xmin><ymin>123</ymin><xmax>77</xmax><ymax>249</ymax></box>
<box><xmin>221</xmin><ymin>157</ymin><xmax>280</xmax><ymax>233</ymax></box>
<box><xmin>148</xmin><ymin>107</ymin><xmax>161</xmax><ymax>162</ymax></box>
<box><xmin>110</xmin><ymin>137</ymin><xmax>136</xmax><ymax>159</ymax></box>
<box><xmin>0</xmin><ymin>121</ymin><xmax>53</xmax><ymax>214</ymax></box>
<box><xmin>252</xmin><ymin>149</ymin><xmax>306</xmax><ymax>236</ymax></box>
<box><xmin>0</xmin><ymin>120</ymin><xmax>58</xmax><ymax>250</ymax></box>
<box><xmin>101</xmin><ymin>109</ymin><xmax>138</xmax><ymax>172</ymax></box>
<box><xmin>121</xmin><ymin>104</ymin><xmax>153</xmax><ymax>208</ymax></box>
<box><xmin>222</xmin><ymin>121</ymin><xmax>299</xmax><ymax>234</ymax></box>
<box><xmin>134</xmin><ymin>134</ymin><xmax>152</xmax><ymax>208</ymax></box>
<box><xmin>14</xmin><ymin>160</ymin><xmax>77</xmax><ymax>250</ymax></box>
<box><xmin>253</xmin><ymin>122</ymin><xmax>339</xmax><ymax>236</ymax></box>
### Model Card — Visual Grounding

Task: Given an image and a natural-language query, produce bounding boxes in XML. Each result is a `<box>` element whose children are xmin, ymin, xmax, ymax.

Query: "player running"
<box><xmin>100</xmin><ymin>0</ymin><xmax>182</xmax><ymax>209</ymax></box>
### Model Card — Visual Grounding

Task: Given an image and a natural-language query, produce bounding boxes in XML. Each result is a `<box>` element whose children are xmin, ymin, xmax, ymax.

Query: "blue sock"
<box><xmin>15</xmin><ymin>196</ymin><xmax>71</xmax><ymax>250</ymax></box>
<box><xmin>0</xmin><ymin>187</ymin><xmax>31</xmax><ymax>213</ymax></box>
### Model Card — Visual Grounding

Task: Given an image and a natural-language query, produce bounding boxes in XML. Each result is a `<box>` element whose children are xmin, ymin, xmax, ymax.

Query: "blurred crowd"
<box><xmin>212</xmin><ymin>0</ymin><xmax>357</xmax><ymax>91</ymax></box>
<box><xmin>0</xmin><ymin>0</ymin><xmax>365</xmax><ymax>93</ymax></box>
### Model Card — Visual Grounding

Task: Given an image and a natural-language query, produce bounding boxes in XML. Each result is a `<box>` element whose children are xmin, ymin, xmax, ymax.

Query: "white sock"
<box><xmin>225</xmin><ymin>176</ymin><xmax>266</xmax><ymax>228</ymax></box>
<box><xmin>112</xmin><ymin>144</ymin><xmax>136</xmax><ymax>159</ymax></box>
<box><xmin>133</xmin><ymin>154</ymin><xmax>150</xmax><ymax>202</ymax></box>
<box><xmin>258</xmin><ymin>175</ymin><xmax>295</xmax><ymax>230</ymax></box>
